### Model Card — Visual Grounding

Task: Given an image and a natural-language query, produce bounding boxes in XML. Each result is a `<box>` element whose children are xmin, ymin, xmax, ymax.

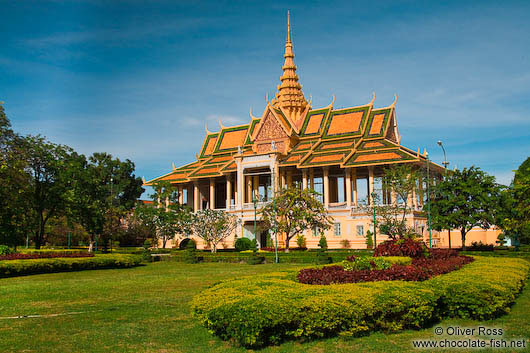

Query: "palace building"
<box><xmin>144</xmin><ymin>15</ymin><xmax>498</xmax><ymax>249</ymax></box>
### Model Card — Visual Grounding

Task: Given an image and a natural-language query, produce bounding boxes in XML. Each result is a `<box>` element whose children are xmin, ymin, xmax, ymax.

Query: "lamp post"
<box><xmin>426</xmin><ymin>151</ymin><xmax>432</xmax><ymax>249</ymax></box>
<box><xmin>437</xmin><ymin>140</ymin><xmax>451</xmax><ymax>248</ymax></box>
<box><xmin>437</xmin><ymin>140</ymin><xmax>449</xmax><ymax>174</ymax></box>
<box><xmin>252</xmin><ymin>193</ymin><xmax>258</xmax><ymax>248</ymax></box>
<box><xmin>371</xmin><ymin>191</ymin><xmax>377</xmax><ymax>250</ymax></box>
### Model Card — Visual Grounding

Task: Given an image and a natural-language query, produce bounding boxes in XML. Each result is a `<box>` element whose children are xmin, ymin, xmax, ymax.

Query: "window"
<box><xmin>356</xmin><ymin>225</ymin><xmax>364</xmax><ymax>237</ymax></box>
<box><xmin>334</xmin><ymin>223</ymin><xmax>341</xmax><ymax>236</ymax></box>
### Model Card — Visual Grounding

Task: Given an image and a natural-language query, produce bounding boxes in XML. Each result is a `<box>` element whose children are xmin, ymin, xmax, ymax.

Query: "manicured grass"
<box><xmin>0</xmin><ymin>261</ymin><xmax>528</xmax><ymax>352</ymax></box>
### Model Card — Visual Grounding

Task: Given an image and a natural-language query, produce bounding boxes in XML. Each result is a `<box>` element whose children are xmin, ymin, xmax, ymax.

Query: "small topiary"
<box><xmin>315</xmin><ymin>235</ymin><xmax>331</xmax><ymax>264</ymax></box>
<box><xmin>235</xmin><ymin>237</ymin><xmax>252</xmax><ymax>252</ymax></box>
<box><xmin>142</xmin><ymin>240</ymin><xmax>152</xmax><ymax>262</ymax></box>
<box><xmin>184</xmin><ymin>239</ymin><xmax>199</xmax><ymax>264</ymax></box>
<box><xmin>365</xmin><ymin>230</ymin><xmax>374</xmax><ymax>249</ymax></box>
<box><xmin>0</xmin><ymin>245</ymin><xmax>13</xmax><ymax>256</ymax></box>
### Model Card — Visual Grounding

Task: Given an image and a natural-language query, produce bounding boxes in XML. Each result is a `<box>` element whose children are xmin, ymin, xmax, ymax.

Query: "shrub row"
<box><xmin>165</xmin><ymin>251</ymin><xmax>366</xmax><ymax>264</ymax></box>
<box><xmin>0</xmin><ymin>252</ymin><xmax>94</xmax><ymax>261</ymax></box>
<box><xmin>298</xmin><ymin>256</ymin><xmax>473</xmax><ymax>285</ymax></box>
<box><xmin>0</xmin><ymin>254</ymin><xmax>142</xmax><ymax>278</ymax></box>
<box><xmin>191</xmin><ymin>256</ymin><xmax>529</xmax><ymax>348</ymax></box>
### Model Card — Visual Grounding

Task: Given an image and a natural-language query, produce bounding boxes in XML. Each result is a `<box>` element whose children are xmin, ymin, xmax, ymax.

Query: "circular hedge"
<box><xmin>191</xmin><ymin>257</ymin><xmax>530</xmax><ymax>348</ymax></box>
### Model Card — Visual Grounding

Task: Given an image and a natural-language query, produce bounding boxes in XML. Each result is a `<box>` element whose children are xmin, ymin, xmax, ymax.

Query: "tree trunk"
<box><xmin>162</xmin><ymin>238</ymin><xmax>167</xmax><ymax>249</ymax></box>
<box><xmin>88</xmin><ymin>240</ymin><xmax>94</xmax><ymax>253</ymax></box>
<box><xmin>284</xmin><ymin>237</ymin><xmax>290</xmax><ymax>253</ymax></box>
<box><xmin>448</xmin><ymin>229</ymin><xmax>451</xmax><ymax>249</ymax></box>
<box><xmin>211</xmin><ymin>243</ymin><xmax>217</xmax><ymax>253</ymax></box>
<box><xmin>461</xmin><ymin>228</ymin><xmax>467</xmax><ymax>251</ymax></box>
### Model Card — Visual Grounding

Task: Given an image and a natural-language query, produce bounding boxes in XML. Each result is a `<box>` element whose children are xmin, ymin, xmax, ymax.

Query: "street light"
<box><xmin>426</xmin><ymin>151</ymin><xmax>432</xmax><ymax>249</ymax></box>
<box><xmin>252</xmin><ymin>193</ymin><xmax>259</xmax><ymax>248</ymax></box>
<box><xmin>437</xmin><ymin>140</ymin><xmax>449</xmax><ymax>172</ymax></box>
<box><xmin>437</xmin><ymin>140</ymin><xmax>451</xmax><ymax>248</ymax></box>
<box><xmin>371</xmin><ymin>191</ymin><xmax>377</xmax><ymax>250</ymax></box>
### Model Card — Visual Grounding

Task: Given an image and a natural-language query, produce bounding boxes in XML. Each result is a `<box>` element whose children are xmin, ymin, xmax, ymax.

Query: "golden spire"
<box><xmin>271</xmin><ymin>11</ymin><xmax>308</xmax><ymax>124</ymax></box>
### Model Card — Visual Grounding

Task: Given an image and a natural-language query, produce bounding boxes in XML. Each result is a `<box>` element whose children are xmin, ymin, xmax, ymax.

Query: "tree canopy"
<box><xmin>430</xmin><ymin>166</ymin><xmax>501</xmax><ymax>250</ymax></box>
<box><xmin>260</xmin><ymin>184</ymin><xmax>333</xmax><ymax>252</ymax></box>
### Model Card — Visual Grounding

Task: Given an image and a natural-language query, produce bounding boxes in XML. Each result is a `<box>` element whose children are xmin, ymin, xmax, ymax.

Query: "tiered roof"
<box><xmin>144</xmin><ymin>14</ymin><xmax>436</xmax><ymax>186</ymax></box>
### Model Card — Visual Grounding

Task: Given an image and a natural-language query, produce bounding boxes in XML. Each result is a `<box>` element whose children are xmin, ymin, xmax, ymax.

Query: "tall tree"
<box><xmin>0</xmin><ymin>104</ymin><xmax>33</xmax><ymax>248</ymax></box>
<box><xmin>72</xmin><ymin>152</ymin><xmax>144</xmax><ymax>251</ymax></box>
<box><xmin>430</xmin><ymin>166</ymin><xmax>501</xmax><ymax>250</ymax></box>
<box><xmin>260</xmin><ymin>184</ymin><xmax>333</xmax><ymax>252</ymax></box>
<box><xmin>21</xmin><ymin>135</ymin><xmax>80</xmax><ymax>248</ymax></box>
<box><xmin>498</xmin><ymin>157</ymin><xmax>530</xmax><ymax>245</ymax></box>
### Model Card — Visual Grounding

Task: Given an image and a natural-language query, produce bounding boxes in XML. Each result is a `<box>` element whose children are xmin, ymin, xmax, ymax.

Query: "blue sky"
<box><xmin>1</xmin><ymin>0</ymin><xmax>529</xmax><ymax>193</ymax></box>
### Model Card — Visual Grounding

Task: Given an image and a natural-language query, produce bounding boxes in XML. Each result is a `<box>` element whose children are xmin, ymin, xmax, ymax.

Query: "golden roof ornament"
<box><xmin>271</xmin><ymin>11</ymin><xmax>308</xmax><ymax>125</ymax></box>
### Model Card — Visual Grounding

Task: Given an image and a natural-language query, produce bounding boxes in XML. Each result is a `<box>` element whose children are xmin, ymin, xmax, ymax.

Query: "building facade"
<box><xmin>145</xmin><ymin>16</ymin><xmax>497</xmax><ymax>250</ymax></box>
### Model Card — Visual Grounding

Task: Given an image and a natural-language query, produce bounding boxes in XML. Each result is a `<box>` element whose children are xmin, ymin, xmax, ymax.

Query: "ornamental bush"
<box><xmin>0</xmin><ymin>245</ymin><xmax>13</xmax><ymax>256</ymax></box>
<box><xmin>0</xmin><ymin>252</ymin><xmax>93</xmax><ymax>261</ymax></box>
<box><xmin>234</xmin><ymin>237</ymin><xmax>252</xmax><ymax>252</ymax></box>
<box><xmin>0</xmin><ymin>254</ymin><xmax>142</xmax><ymax>278</ymax></box>
<box><xmin>192</xmin><ymin>257</ymin><xmax>529</xmax><ymax>348</ymax></box>
<box><xmin>374</xmin><ymin>238</ymin><xmax>428</xmax><ymax>258</ymax></box>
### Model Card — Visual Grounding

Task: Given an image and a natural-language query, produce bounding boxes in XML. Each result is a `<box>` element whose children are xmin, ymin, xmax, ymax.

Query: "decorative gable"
<box><xmin>251</xmin><ymin>107</ymin><xmax>296</xmax><ymax>154</ymax></box>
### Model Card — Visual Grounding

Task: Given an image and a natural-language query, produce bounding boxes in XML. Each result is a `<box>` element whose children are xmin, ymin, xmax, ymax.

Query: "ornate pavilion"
<box><xmin>145</xmin><ymin>14</ymin><xmax>448</xmax><ymax>249</ymax></box>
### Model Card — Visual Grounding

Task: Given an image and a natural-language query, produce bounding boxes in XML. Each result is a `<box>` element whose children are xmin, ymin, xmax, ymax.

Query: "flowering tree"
<box><xmin>191</xmin><ymin>209</ymin><xmax>240</xmax><ymax>253</ymax></box>
<box><xmin>260</xmin><ymin>184</ymin><xmax>333</xmax><ymax>252</ymax></box>
<box><xmin>135</xmin><ymin>181</ymin><xmax>192</xmax><ymax>248</ymax></box>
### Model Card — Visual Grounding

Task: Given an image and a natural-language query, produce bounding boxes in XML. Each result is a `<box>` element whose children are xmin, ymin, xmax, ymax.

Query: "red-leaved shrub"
<box><xmin>374</xmin><ymin>238</ymin><xmax>428</xmax><ymax>258</ymax></box>
<box><xmin>0</xmin><ymin>252</ymin><xmax>94</xmax><ymax>261</ymax></box>
<box><xmin>297</xmin><ymin>255</ymin><xmax>473</xmax><ymax>285</ymax></box>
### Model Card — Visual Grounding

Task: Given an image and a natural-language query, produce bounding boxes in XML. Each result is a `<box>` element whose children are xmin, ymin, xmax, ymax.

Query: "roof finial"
<box><xmin>204</xmin><ymin>122</ymin><xmax>211</xmax><ymax>135</ymax></box>
<box><xmin>287</xmin><ymin>10</ymin><xmax>291</xmax><ymax>43</ymax></box>
<box><xmin>369</xmin><ymin>92</ymin><xmax>375</xmax><ymax>105</ymax></box>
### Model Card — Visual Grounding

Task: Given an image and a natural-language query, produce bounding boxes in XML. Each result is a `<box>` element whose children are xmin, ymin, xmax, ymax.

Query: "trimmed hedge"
<box><xmin>0</xmin><ymin>254</ymin><xmax>142</xmax><ymax>278</ymax></box>
<box><xmin>165</xmin><ymin>250</ymin><xmax>369</xmax><ymax>264</ymax></box>
<box><xmin>191</xmin><ymin>256</ymin><xmax>529</xmax><ymax>348</ymax></box>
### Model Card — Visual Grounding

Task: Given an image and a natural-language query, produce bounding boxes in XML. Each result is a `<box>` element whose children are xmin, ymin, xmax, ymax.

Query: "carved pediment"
<box><xmin>254</xmin><ymin>111</ymin><xmax>288</xmax><ymax>142</ymax></box>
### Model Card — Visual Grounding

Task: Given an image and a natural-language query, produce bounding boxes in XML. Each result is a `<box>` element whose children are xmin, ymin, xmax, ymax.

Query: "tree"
<box><xmin>22</xmin><ymin>135</ymin><xmax>81</xmax><ymax>249</ymax></box>
<box><xmin>260</xmin><ymin>184</ymin><xmax>333</xmax><ymax>252</ymax></box>
<box><xmin>135</xmin><ymin>181</ymin><xmax>192</xmax><ymax>248</ymax></box>
<box><xmin>0</xmin><ymin>104</ymin><xmax>34</xmax><ymax>248</ymax></box>
<box><xmin>364</xmin><ymin>164</ymin><xmax>423</xmax><ymax>239</ymax></box>
<box><xmin>498</xmin><ymin>157</ymin><xmax>530</xmax><ymax>245</ymax></box>
<box><xmin>430</xmin><ymin>166</ymin><xmax>501</xmax><ymax>250</ymax></box>
<box><xmin>190</xmin><ymin>209</ymin><xmax>239</xmax><ymax>253</ymax></box>
<box><xmin>72</xmin><ymin>152</ymin><xmax>144</xmax><ymax>252</ymax></box>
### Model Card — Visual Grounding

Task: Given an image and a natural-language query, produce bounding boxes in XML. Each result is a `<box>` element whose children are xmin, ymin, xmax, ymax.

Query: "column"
<box><xmin>368</xmin><ymin>166</ymin><xmax>374</xmax><ymax>205</ymax></box>
<box><xmin>418</xmin><ymin>177</ymin><xmax>424</xmax><ymax>206</ymax></box>
<box><xmin>309</xmin><ymin>168</ymin><xmax>315</xmax><ymax>190</ymax></box>
<box><xmin>412</xmin><ymin>180</ymin><xmax>418</xmax><ymax>209</ymax></box>
<box><xmin>352</xmin><ymin>168</ymin><xmax>358</xmax><ymax>206</ymax></box>
<box><xmin>286</xmin><ymin>169</ymin><xmax>293</xmax><ymax>187</ymax></box>
<box><xmin>210</xmin><ymin>178</ymin><xmax>215</xmax><ymax>209</ymax></box>
<box><xmin>253</xmin><ymin>175</ymin><xmax>259</xmax><ymax>199</ymax></box>
<box><xmin>281</xmin><ymin>171</ymin><xmax>286</xmax><ymax>188</ymax></box>
<box><xmin>345</xmin><ymin>168</ymin><xmax>352</xmax><ymax>207</ymax></box>
<box><xmin>246</xmin><ymin>175</ymin><xmax>252</xmax><ymax>203</ymax></box>
<box><xmin>193</xmin><ymin>181</ymin><xmax>199</xmax><ymax>212</ymax></box>
<box><xmin>178</xmin><ymin>185</ymin><xmax>184</xmax><ymax>205</ymax></box>
<box><xmin>302</xmin><ymin>169</ymin><xmax>308</xmax><ymax>190</ymax></box>
<box><xmin>274</xmin><ymin>164</ymin><xmax>280</xmax><ymax>195</ymax></box>
<box><xmin>236</xmin><ymin>160</ymin><xmax>242</xmax><ymax>209</ymax></box>
<box><xmin>323</xmin><ymin>167</ymin><xmax>329</xmax><ymax>208</ymax></box>
<box><xmin>392</xmin><ymin>189</ymin><xmax>397</xmax><ymax>205</ymax></box>
<box><xmin>226</xmin><ymin>174</ymin><xmax>232</xmax><ymax>209</ymax></box>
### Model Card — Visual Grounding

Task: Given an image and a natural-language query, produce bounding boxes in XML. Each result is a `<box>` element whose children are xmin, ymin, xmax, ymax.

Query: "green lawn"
<box><xmin>0</xmin><ymin>261</ymin><xmax>528</xmax><ymax>352</ymax></box>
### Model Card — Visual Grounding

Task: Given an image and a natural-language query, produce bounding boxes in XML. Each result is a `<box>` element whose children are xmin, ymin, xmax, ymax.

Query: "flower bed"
<box><xmin>0</xmin><ymin>252</ymin><xmax>94</xmax><ymax>261</ymax></box>
<box><xmin>191</xmin><ymin>256</ymin><xmax>529</xmax><ymax>348</ymax></box>
<box><xmin>0</xmin><ymin>254</ymin><xmax>141</xmax><ymax>278</ymax></box>
<box><xmin>298</xmin><ymin>254</ymin><xmax>473</xmax><ymax>285</ymax></box>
